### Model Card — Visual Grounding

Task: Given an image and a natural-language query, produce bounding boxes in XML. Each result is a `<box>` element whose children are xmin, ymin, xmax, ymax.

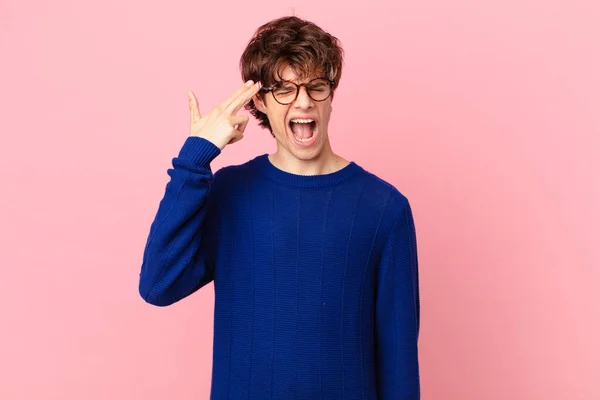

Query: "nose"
<box><xmin>292</xmin><ymin>86</ymin><xmax>314</xmax><ymax>109</ymax></box>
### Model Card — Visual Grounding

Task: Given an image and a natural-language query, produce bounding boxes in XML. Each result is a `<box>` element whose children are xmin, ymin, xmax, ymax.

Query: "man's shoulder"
<box><xmin>210</xmin><ymin>154</ymin><xmax>264</xmax><ymax>193</ymax></box>
<box><xmin>214</xmin><ymin>154</ymin><xmax>262</xmax><ymax>178</ymax></box>
<box><xmin>356</xmin><ymin>164</ymin><xmax>409</xmax><ymax>201</ymax></box>
<box><xmin>347</xmin><ymin>164</ymin><xmax>411</xmax><ymax>222</ymax></box>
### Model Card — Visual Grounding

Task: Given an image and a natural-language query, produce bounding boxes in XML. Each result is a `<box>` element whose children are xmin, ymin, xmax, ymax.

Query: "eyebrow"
<box><xmin>277</xmin><ymin>78</ymin><xmax>322</xmax><ymax>85</ymax></box>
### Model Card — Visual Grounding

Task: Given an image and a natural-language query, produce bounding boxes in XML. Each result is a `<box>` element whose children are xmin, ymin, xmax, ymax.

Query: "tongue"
<box><xmin>291</xmin><ymin>122</ymin><xmax>313</xmax><ymax>139</ymax></box>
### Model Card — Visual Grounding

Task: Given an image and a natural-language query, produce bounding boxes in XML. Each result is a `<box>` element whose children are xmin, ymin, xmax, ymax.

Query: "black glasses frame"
<box><xmin>260</xmin><ymin>78</ymin><xmax>336</xmax><ymax>105</ymax></box>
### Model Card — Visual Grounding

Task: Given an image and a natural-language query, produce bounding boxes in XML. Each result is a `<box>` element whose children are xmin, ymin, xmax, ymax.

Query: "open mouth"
<box><xmin>288</xmin><ymin>119</ymin><xmax>317</xmax><ymax>145</ymax></box>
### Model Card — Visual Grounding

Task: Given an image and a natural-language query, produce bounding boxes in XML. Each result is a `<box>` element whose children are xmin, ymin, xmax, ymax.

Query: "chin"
<box><xmin>287</xmin><ymin>136</ymin><xmax>327</xmax><ymax>162</ymax></box>
<box><xmin>289</xmin><ymin>147</ymin><xmax>323</xmax><ymax>161</ymax></box>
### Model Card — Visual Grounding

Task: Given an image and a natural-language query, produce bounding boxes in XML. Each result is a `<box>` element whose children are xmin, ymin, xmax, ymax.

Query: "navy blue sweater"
<box><xmin>139</xmin><ymin>136</ymin><xmax>421</xmax><ymax>399</ymax></box>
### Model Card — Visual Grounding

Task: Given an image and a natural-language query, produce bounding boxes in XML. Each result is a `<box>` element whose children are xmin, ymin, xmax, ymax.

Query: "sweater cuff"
<box><xmin>178</xmin><ymin>136</ymin><xmax>222</xmax><ymax>167</ymax></box>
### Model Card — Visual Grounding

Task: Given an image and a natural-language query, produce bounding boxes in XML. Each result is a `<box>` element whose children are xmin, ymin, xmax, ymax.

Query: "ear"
<box><xmin>253</xmin><ymin>94</ymin><xmax>268</xmax><ymax>114</ymax></box>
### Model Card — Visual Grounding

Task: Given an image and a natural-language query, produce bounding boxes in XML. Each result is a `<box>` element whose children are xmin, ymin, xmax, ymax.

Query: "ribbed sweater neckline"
<box><xmin>253</xmin><ymin>154</ymin><xmax>363</xmax><ymax>189</ymax></box>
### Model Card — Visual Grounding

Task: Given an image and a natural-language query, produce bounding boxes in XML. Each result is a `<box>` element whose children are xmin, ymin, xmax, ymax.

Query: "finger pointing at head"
<box><xmin>226</xmin><ymin>81</ymin><xmax>262</xmax><ymax>115</ymax></box>
<box><xmin>221</xmin><ymin>80</ymin><xmax>255</xmax><ymax>112</ymax></box>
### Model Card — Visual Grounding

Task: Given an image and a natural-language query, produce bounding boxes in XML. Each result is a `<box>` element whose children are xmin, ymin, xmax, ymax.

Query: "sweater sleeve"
<box><xmin>375</xmin><ymin>198</ymin><xmax>421</xmax><ymax>399</ymax></box>
<box><xmin>138</xmin><ymin>136</ymin><xmax>222</xmax><ymax>307</ymax></box>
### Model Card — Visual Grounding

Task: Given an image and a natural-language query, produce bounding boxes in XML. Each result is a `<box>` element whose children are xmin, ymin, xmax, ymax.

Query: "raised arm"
<box><xmin>375</xmin><ymin>198</ymin><xmax>421</xmax><ymax>399</ymax></box>
<box><xmin>138</xmin><ymin>80</ymin><xmax>263</xmax><ymax>306</ymax></box>
<box><xmin>138</xmin><ymin>137</ymin><xmax>221</xmax><ymax>306</ymax></box>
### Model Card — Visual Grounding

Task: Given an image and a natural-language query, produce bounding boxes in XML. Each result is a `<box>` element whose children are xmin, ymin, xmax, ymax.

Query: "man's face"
<box><xmin>253</xmin><ymin>65</ymin><xmax>333</xmax><ymax>162</ymax></box>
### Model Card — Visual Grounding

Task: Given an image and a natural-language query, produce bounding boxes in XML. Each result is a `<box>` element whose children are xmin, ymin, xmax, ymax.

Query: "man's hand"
<box><xmin>187</xmin><ymin>80</ymin><xmax>263</xmax><ymax>150</ymax></box>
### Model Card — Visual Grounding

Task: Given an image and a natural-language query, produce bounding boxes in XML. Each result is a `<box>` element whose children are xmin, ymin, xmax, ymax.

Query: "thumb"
<box><xmin>188</xmin><ymin>91</ymin><xmax>202</xmax><ymax>122</ymax></box>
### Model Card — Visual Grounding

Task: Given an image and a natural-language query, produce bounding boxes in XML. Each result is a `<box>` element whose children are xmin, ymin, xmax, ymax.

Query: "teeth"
<box><xmin>294</xmin><ymin>135</ymin><xmax>314</xmax><ymax>142</ymax></box>
<box><xmin>290</xmin><ymin>118</ymin><xmax>314</xmax><ymax>124</ymax></box>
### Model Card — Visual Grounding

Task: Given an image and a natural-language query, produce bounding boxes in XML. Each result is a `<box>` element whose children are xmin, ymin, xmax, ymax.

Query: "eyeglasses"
<box><xmin>260</xmin><ymin>78</ymin><xmax>335</xmax><ymax>105</ymax></box>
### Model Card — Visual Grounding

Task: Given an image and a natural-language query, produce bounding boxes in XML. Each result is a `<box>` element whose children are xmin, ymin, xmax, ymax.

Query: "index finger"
<box><xmin>219</xmin><ymin>80</ymin><xmax>256</xmax><ymax>112</ymax></box>
<box><xmin>225</xmin><ymin>81</ymin><xmax>262</xmax><ymax>115</ymax></box>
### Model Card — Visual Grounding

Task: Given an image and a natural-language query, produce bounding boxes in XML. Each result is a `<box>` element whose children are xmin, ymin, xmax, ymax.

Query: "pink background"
<box><xmin>1</xmin><ymin>0</ymin><xmax>598</xmax><ymax>399</ymax></box>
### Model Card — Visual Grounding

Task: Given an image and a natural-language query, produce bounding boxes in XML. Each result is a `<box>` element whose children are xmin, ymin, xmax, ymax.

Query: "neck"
<box><xmin>269</xmin><ymin>141</ymin><xmax>349</xmax><ymax>176</ymax></box>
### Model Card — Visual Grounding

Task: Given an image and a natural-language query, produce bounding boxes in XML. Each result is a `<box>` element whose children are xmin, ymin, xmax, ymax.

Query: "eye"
<box><xmin>274</xmin><ymin>85</ymin><xmax>295</xmax><ymax>93</ymax></box>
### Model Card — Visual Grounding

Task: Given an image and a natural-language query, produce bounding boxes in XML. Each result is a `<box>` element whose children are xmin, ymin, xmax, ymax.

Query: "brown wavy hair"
<box><xmin>239</xmin><ymin>16</ymin><xmax>345</xmax><ymax>136</ymax></box>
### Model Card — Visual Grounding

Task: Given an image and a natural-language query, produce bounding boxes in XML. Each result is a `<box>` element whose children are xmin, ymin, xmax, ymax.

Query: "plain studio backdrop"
<box><xmin>0</xmin><ymin>0</ymin><xmax>598</xmax><ymax>399</ymax></box>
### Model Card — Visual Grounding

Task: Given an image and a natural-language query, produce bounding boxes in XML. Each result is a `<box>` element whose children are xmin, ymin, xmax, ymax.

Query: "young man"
<box><xmin>139</xmin><ymin>16</ymin><xmax>421</xmax><ymax>399</ymax></box>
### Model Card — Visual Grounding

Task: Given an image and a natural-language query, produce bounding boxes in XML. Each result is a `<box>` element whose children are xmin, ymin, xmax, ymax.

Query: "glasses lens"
<box><xmin>273</xmin><ymin>79</ymin><xmax>331</xmax><ymax>104</ymax></box>
<box><xmin>273</xmin><ymin>83</ymin><xmax>298</xmax><ymax>104</ymax></box>
<box><xmin>307</xmin><ymin>79</ymin><xmax>331</xmax><ymax>101</ymax></box>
